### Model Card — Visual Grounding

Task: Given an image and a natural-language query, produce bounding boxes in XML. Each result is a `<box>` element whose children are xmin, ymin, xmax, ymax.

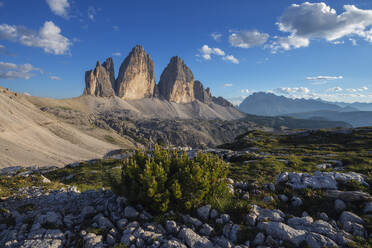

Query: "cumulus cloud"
<box><xmin>197</xmin><ymin>45</ymin><xmax>239</xmax><ymax>64</ymax></box>
<box><xmin>275</xmin><ymin>87</ymin><xmax>310</xmax><ymax>95</ymax></box>
<box><xmin>199</xmin><ymin>45</ymin><xmax>225</xmax><ymax>60</ymax></box>
<box><xmin>224</xmin><ymin>83</ymin><xmax>233</xmax><ymax>87</ymax></box>
<box><xmin>50</xmin><ymin>75</ymin><xmax>61</xmax><ymax>80</ymax></box>
<box><xmin>46</xmin><ymin>0</ymin><xmax>70</xmax><ymax>18</ymax></box>
<box><xmin>269</xmin><ymin>2</ymin><xmax>372</xmax><ymax>52</ymax></box>
<box><xmin>306</xmin><ymin>75</ymin><xmax>343</xmax><ymax>81</ymax></box>
<box><xmin>0</xmin><ymin>21</ymin><xmax>71</xmax><ymax>55</ymax></box>
<box><xmin>211</xmin><ymin>32</ymin><xmax>222</xmax><ymax>41</ymax></box>
<box><xmin>112</xmin><ymin>52</ymin><xmax>121</xmax><ymax>56</ymax></box>
<box><xmin>88</xmin><ymin>6</ymin><xmax>97</xmax><ymax>21</ymax></box>
<box><xmin>327</xmin><ymin>86</ymin><xmax>343</xmax><ymax>92</ymax></box>
<box><xmin>241</xmin><ymin>89</ymin><xmax>250</xmax><ymax>94</ymax></box>
<box><xmin>346</xmin><ymin>86</ymin><xmax>368</xmax><ymax>92</ymax></box>
<box><xmin>229</xmin><ymin>30</ymin><xmax>269</xmax><ymax>48</ymax></box>
<box><xmin>349</xmin><ymin>38</ymin><xmax>357</xmax><ymax>46</ymax></box>
<box><xmin>223</xmin><ymin>55</ymin><xmax>239</xmax><ymax>64</ymax></box>
<box><xmin>0</xmin><ymin>62</ymin><xmax>42</xmax><ymax>80</ymax></box>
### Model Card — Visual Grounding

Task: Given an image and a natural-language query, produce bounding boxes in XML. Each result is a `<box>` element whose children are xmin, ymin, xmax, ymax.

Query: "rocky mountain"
<box><xmin>287</xmin><ymin>110</ymin><xmax>372</xmax><ymax>127</ymax></box>
<box><xmin>102</xmin><ymin>57</ymin><xmax>115</xmax><ymax>89</ymax></box>
<box><xmin>83</xmin><ymin>45</ymin><xmax>233</xmax><ymax>107</ymax></box>
<box><xmin>83</xmin><ymin>61</ymin><xmax>115</xmax><ymax>97</ymax></box>
<box><xmin>158</xmin><ymin>56</ymin><xmax>195</xmax><ymax>103</ymax></box>
<box><xmin>193</xmin><ymin>80</ymin><xmax>212</xmax><ymax>104</ymax></box>
<box><xmin>238</xmin><ymin>92</ymin><xmax>342</xmax><ymax>116</ymax></box>
<box><xmin>115</xmin><ymin>45</ymin><xmax>156</xmax><ymax>100</ymax></box>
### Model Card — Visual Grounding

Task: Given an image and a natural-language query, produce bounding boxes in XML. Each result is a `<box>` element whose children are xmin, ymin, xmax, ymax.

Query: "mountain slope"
<box><xmin>0</xmin><ymin>87</ymin><xmax>136</xmax><ymax>168</ymax></box>
<box><xmin>238</xmin><ymin>92</ymin><xmax>342</xmax><ymax>116</ymax></box>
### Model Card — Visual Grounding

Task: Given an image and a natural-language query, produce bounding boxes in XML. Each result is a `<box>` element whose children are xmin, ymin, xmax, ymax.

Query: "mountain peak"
<box><xmin>239</xmin><ymin>92</ymin><xmax>341</xmax><ymax>116</ymax></box>
<box><xmin>158</xmin><ymin>56</ymin><xmax>195</xmax><ymax>103</ymax></box>
<box><xmin>115</xmin><ymin>45</ymin><xmax>155</xmax><ymax>100</ymax></box>
<box><xmin>83</xmin><ymin>58</ymin><xmax>115</xmax><ymax>97</ymax></box>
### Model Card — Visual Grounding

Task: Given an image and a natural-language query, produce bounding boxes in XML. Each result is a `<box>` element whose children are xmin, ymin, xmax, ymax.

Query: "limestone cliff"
<box><xmin>102</xmin><ymin>57</ymin><xmax>115</xmax><ymax>90</ymax></box>
<box><xmin>158</xmin><ymin>56</ymin><xmax>195</xmax><ymax>103</ymax></box>
<box><xmin>115</xmin><ymin>45</ymin><xmax>155</xmax><ymax>100</ymax></box>
<box><xmin>194</xmin><ymin>80</ymin><xmax>212</xmax><ymax>105</ymax></box>
<box><xmin>83</xmin><ymin>61</ymin><xmax>115</xmax><ymax>97</ymax></box>
<box><xmin>212</xmin><ymin>96</ymin><xmax>233</xmax><ymax>107</ymax></box>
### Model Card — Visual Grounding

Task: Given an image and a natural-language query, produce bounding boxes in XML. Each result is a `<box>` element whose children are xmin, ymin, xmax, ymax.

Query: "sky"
<box><xmin>1</xmin><ymin>0</ymin><xmax>372</xmax><ymax>104</ymax></box>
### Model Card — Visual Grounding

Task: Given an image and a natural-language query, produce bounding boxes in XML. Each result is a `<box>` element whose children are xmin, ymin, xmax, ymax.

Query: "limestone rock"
<box><xmin>158</xmin><ymin>56</ymin><xmax>195</xmax><ymax>103</ymax></box>
<box><xmin>325</xmin><ymin>190</ymin><xmax>372</xmax><ymax>202</ymax></box>
<box><xmin>83</xmin><ymin>60</ymin><xmax>115</xmax><ymax>97</ymax></box>
<box><xmin>194</xmin><ymin>81</ymin><xmax>212</xmax><ymax>105</ymax></box>
<box><xmin>116</xmin><ymin>45</ymin><xmax>156</xmax><ymax>100</ymax></box>
<box><xmin>102</xmin><ymin>57</ymin><xmax>115</xmax><ymax>89</ymax></box>
<box><xmin>212</xmin><ymin>96</ymin><xmax>233</xmax><ymax>107</ymax></box>
<box><xmin>258</xmin><ymin>221</ymin><xmax>307</xmax><ymax>246</ymax></box>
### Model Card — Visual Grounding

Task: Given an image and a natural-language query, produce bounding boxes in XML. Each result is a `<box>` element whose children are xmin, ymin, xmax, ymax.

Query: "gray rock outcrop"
<box><xmin>83</xmin><ymin>61</ymin><xmax>115</xmax><ymax>97</ymax></box>
<box><xmin>194</xmin><ymin>81</ymin><xmax>212</xmax><ymax>105</ymax></box>
<box><xmin>115</xmin><ymin>45</ymin><xmax>156</xmax><ymax>100</ymax></box>
<box><xmin>158</xmin><ymin>56</ymin><xmax>195</xmax><ymax>103</ymax></box>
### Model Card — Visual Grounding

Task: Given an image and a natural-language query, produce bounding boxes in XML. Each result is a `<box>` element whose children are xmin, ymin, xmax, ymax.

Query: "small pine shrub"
<box><xmin>111</xmin><ymin>145</ymin><xmax>230</xmax><ymax>213</ymax></box>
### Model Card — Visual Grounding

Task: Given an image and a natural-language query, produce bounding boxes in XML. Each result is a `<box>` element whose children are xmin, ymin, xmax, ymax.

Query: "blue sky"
<box><xmin>1</xmin><ymin>0</ymin><xmax>372</xmax><ymax>104</ymax></box>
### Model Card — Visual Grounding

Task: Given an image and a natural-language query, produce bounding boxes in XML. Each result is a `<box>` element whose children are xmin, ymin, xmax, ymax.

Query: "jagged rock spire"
<box><xmin>115</xmin><ymin>45</ymin><xmax>156</xmax><ymax>100</ymax></box>
<box><xmin>83</xmin><ymin>60</ymin><xmax>115</xmax><ymax>97</ymax></box>
<box><xmin>158</xmin><ymin>56</ymin><xmax>195</xmax><ymax>103</ymax></box>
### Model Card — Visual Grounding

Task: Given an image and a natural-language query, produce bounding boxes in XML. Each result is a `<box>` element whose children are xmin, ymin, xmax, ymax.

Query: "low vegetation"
<box><xmin>111</xmin><ymin>145</ymin><xmax>230</xmax><ymax>213</ymax></box>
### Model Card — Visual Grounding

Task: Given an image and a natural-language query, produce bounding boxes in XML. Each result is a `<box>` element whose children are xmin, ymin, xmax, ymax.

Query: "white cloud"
<box><xmin>50</xmin><ymin>75</ymin><xmax>61</xmax><ymax>80</ymax></box>
<box><xmin>0</xmin><ymin>62</ymin><xmax>41</xmax><ymax>80</ymax></box>
<box><xmin>198</xmin><ymin>45</ymin><xmax>239</xmax><ymax>64</ymax></box>
<box><xmin>112</xmin><ymin>52</ymin><xmax>121</xmax><ymax>56</ymax></box>
<box><xmin>229</xmin><ymin>30</ymin><xmax>269</xmax><ymax>48</ymax></box>
<box><xmin>199</xmin><ymin>45</ymin><xmax>225</xmax><ymax>60</ymax></box>
<box><xmin>0</xmin><ymin>21</ymin><xmax>71</xmax><ymax>55</ymax></box>
<box><xmin>349</xmin><ymin>38</ymin><xmax>357</xmax><ymax>46</ymax></box>
<box><xmin>269</xmin><ymin>2</ymin><xmax>372</xmax><ymax>52</ymax></box>
<box><xmin>275</xmin><ymin>87</ymin><xmax>310</xmax><ymax>96</ymax></box>
<box><xmin>223</xmin><ymin>55</ymin><xmax>239</xmax><ymax>64</ymax></box>
<box><xmin>211</xmin><ymin>32</ymin><xmax>222</xmax><ymax>41</ymax></box>
<box><xmin>0</xmin><ymin>62</ymin><xmax>17</xmax><ymax>70</ymax></box>
<box><xmin>346</xmin><ymin>86</ymin><xmax>368</xmax><ymax>92</ymax></box>
<box><xmin>46</xmin><ymin>0</ymin><xmax>70</xmax><ymax>18</ymax></box>
<box><xmin>327</xmin><ymin>86</ymin><xmax>343</xmax><ymax>92</ymax></box>
<box><xmin>306</xmin><ymin>75</ymin><xmax>343</xmax><ymax>81</ymax></box>
<box><xmin>88</xmin><ymin>6</ymin><xmax>97</xmax><ymax>21</ymax></box>
<box><xmin>241</xmin><ymin>89</ymin><xmax>250</xmax><ymax>94</ymax></box>
<box><xmin>224</xmin><ymin>83</ymin><xmax>233</xmax><ymax>87</ymax></box>
<box><xmin>332</xmin><ymin>40</ymin><xmax>344</xmax><ymax>45</ymax></box>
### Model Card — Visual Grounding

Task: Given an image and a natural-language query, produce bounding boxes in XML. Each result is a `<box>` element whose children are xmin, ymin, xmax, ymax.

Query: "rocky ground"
<box><xmin>0</xmin><ymin>158</ymin><xmax>371</xmax><ymax>247</ymax></box>
<box><xmin>1</xmin><ymin>128</ymin><xmax>371</xmax><ymax>247</ymax></box>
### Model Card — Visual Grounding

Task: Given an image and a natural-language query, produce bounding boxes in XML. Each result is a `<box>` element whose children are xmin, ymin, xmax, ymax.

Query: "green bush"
<box><xmin>112</xmin><ymin>145</ymin><xmax>230</xmax><ymax>213</ymax></box>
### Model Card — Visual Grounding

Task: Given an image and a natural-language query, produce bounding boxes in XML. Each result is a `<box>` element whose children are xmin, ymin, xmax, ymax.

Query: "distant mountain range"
<box><xmin>238</xmin><ymin>92</ymin><xmax>372</xmax><ymax>127</ymax></box>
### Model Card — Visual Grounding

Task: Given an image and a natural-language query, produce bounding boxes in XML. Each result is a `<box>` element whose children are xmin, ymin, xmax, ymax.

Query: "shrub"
<box><xmin>112</xmin><ymin>145</ymin><xmax>230</xmax><ymax>213</ymax></box>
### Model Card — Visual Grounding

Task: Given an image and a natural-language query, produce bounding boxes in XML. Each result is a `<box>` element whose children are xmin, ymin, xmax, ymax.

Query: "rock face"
<box><xmin>102</xmin><ymin>57</ymin><xmax>115</xmax><ymax>89</ymax></box>
<box><xmin>115</xmin><ymin>45</ymin><xmax>156</xmax><ymax>100</ymax></box>
<box><xmin>212</xmin><ymin>96</ymin><xmax>233</xmax><ymax>107</ymax></box>
<box><xmin>82</xmin><ymin>46</ymin><xmax>235</xmax><ymax>108</ymax></box>
<box><xmin>83</xmin><ymin>61</ymin><xmax>115</xmax><ymax>97</ymax></box>
<box><xmin>194</xmin><ymin>80</ymin><xmax>212</xmax><ymax>105</ymax></box>
<box><xmin>158</xmin><ymin>56</ymin><xmax>195</xmax><ymax>103</ymax></box>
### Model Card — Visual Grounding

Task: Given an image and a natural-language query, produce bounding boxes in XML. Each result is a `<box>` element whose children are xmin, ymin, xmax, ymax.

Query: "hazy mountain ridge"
<box><xmin>238</xmin><ymin>92</ymin><xmax>343</xmax><ymax>116</ymax></box>
<box><xmin>238</xmin><ymin>92</ymin><xmax>372</xmax><ymax>127</ymax></box>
